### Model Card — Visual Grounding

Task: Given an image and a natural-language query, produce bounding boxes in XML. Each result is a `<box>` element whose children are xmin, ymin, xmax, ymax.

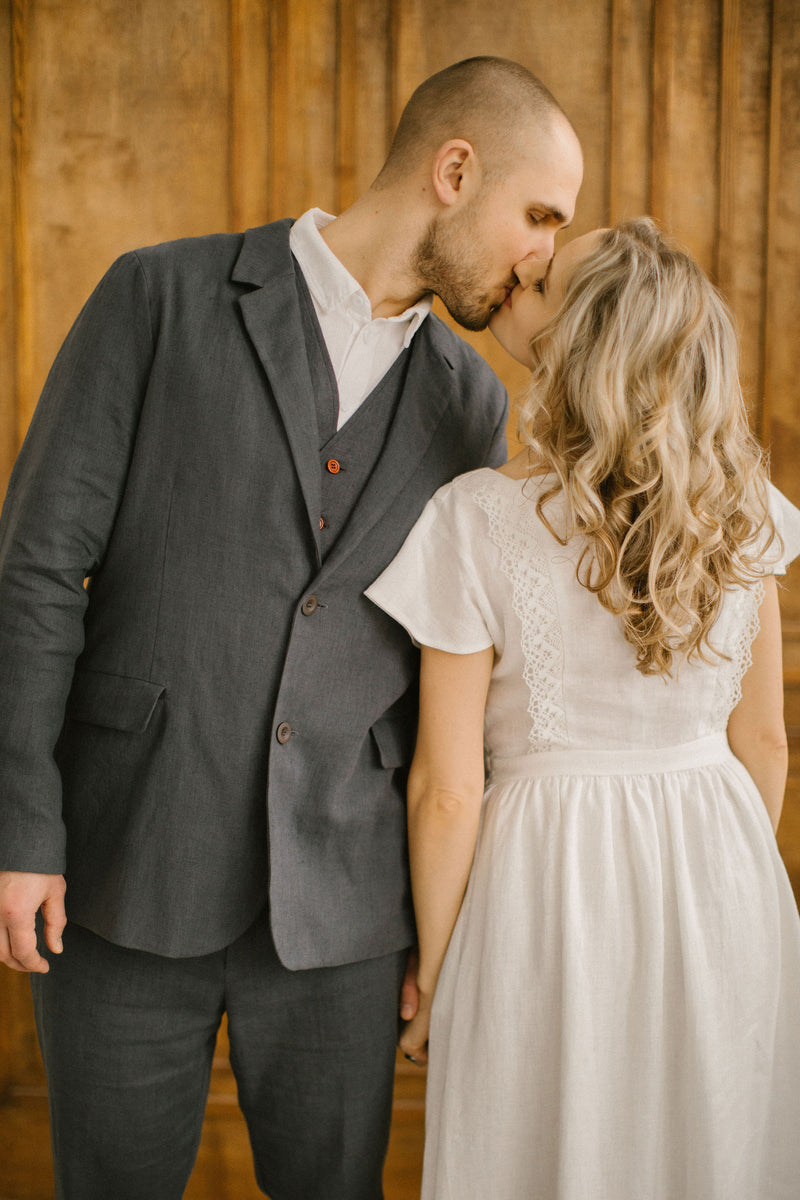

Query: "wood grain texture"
<box><xmin>651</xmin><ymin>0</ymin><xmax>721</xmax><ymax>269</ymax></box>
<box><xmin>0</xmin><ymin>0</ymin><xmax>16</xmax><ymax>500</ymax></box>
<box><xmin>336</xmin><ymin>0</ymin><xmax>392</xmax><ymax>209</ymax></box>
<box><xmin>266</xmin><ymin>0</ymin><xmax>338</xmax><ymax>220</ymax></box>
<box><xmin>763</xmin><ymin>0</ymin><xmax>800</xmax><ymax>630</ymax></box>
<box><xmin>610</xmin><ymin>0</ymin><xmax>654</xmax><ymax>223</ymax></box>
<box><xmin>764</xmin><ymin>0</ymin><xmax>800</xmax><ymax>496</ymax></box>
<box><xmin>15</xmin><ymin>0</ymin><xmax>232</xmax><ymax>428</ymax></box>
<box><xmin>717</xmin><ymin>0</ymin><xmax>772</xmax><ymax>435</ymax></box>
<box><xmin>230</xmin><ymin>0</ymin><xmax>271</xmax><ymax>230</ymax></box>
<box><xmin>9</xmin><ymin>0</ymin><xmax>31</xmax><ymax>464</ymax></box>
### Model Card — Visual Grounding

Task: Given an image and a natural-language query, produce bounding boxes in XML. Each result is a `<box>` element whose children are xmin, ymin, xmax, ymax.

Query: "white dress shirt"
<box><xmin>289</xmin><ymin>208</ymin><xmax>432</xmax><ymax>430</ymax></box>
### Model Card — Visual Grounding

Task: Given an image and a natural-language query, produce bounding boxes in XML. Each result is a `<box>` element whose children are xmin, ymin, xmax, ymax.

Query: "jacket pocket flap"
<box><xmin>66</xmin><ymin>669</ymin><xmax>165</xmax><ymax>733</ymax></box>
<box><xmin>370</xmin><ymin>714</ymin><xmax>414</xmax><ymax>769</ymax></box>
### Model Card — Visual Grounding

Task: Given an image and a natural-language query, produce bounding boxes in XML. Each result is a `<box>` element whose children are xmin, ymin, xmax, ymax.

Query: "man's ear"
<box><xmin>430</xmin><ymin>139</ymin><xmax>481</xmax><ymax>207</ymax></box>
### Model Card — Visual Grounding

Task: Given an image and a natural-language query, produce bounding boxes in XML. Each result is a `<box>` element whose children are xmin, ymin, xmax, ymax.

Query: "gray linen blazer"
<box><xmin>0</xmin><ymin>219</ymin><xmax>507</xmax><ymax>967</ymax></box>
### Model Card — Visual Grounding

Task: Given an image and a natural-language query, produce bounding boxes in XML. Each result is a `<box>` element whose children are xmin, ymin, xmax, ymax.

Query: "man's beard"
<box><xmin>412</xmin><ymin>210</ymin><xmax>500</xmax><ymax>332</ymax></box>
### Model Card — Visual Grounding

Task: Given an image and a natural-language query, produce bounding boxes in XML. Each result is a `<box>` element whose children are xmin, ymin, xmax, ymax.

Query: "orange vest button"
<box><xmin>326</xmin><ymin>458</ymin><xmax>341</xmax><ymax>474</ymax></box>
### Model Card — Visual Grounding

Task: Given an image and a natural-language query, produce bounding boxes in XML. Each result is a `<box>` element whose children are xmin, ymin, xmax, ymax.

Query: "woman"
<box><xmin>366</xmin><ymin>220</ymin><xmax>800</xmax><ymax>1199</ymax></box>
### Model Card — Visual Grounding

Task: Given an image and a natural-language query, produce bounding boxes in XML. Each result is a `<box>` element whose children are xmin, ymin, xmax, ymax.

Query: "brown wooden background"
<box><xmin>1</xmin><ymin>2</ymin><xmax>798</xmax><ymax>1197</ymax></box>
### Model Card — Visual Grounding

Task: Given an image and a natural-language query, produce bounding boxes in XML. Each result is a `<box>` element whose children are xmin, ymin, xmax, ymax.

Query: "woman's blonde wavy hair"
<box><xmin>517</xmin><ymin>217</ymin><xmax>777</xmax><ymax>678</ymax></box>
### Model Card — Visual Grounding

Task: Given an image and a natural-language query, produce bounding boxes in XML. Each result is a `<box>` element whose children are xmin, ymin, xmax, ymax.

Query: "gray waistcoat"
<box><xmin>295</xmin><ymin>269</ymin><xmax>411</xmax><ymax>558</ymax></box>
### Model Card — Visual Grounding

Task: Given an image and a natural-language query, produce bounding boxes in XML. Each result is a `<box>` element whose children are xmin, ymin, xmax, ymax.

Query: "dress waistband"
<box><xmin>487</xmin><ymin>733</ymin><xmax>732</xmax><ymax>786</ymax></box>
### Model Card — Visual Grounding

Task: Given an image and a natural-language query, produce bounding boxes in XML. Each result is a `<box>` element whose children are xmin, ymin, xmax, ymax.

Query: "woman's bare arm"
<box><xmin>727</xmin><ymin>575</ymin><xmax>788</xmax><ymax>832</ymax></box>
<box><xmin>399</xmin><ymin>644</ymin><xmax>493</xmax><ymax>1063</ymax></box>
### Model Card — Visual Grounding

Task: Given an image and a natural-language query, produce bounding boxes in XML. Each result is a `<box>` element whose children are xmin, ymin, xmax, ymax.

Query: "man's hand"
<box><xmin>0</xmin><ymin>871</ymin><xmax>66</xmax><ymax>973</ymax></box>
<box><xmin>399</xmin><ymin>946</ymin><xmax>420</xmax><ymax>1023</ymax></box>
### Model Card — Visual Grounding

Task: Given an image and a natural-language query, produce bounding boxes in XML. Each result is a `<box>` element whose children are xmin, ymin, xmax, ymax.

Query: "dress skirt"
<box><xmin>421</xmin><ymin>736</ymin><xmax>800</xmax><ymax>1200</ymax></box>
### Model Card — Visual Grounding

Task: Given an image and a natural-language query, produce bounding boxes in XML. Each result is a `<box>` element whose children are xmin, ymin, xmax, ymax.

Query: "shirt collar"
<box><xmin>290</xmin><ymin>208</ymin><xmax>432</xmax><ymax>341</ymax></box>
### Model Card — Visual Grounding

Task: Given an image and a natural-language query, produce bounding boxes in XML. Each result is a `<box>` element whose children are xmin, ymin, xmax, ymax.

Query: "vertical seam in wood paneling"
<box><xmin>646</xmin><ymin>0</ymin><xmax>656</xmax><ymax>214</ymax></box>
<box><xmin>650</xmin><ymin>0</ymin><xmax>674</xmax><ymax>222</ymax></box>
<box><xmin>385</xmin><ymin>0</ymin><xmax>395</xmax><ymax>155</ymax></box>
<box><xmin>609</xmin><ymin>0</ymin><xmax>620</xmax><ymax>224</ymax></box>
<box><xmin>758</xmin><ymin>0</ymin><xmax>775</xmax><ymax>441</ymax></box>
<box><xmin>609</xmin><ymin>0</ymin><xmax>656</xmax><ymax>224</ymax></box>
<box><xmin>716</xmin><ymin>0</ymin><xmax>737</xmax><ymax>287</ymax></box>
<box><xmin>267</xmin><ymin>0</ymin><xmax>288</xmax><ymax>223</ymax></box>
<box><xmin>762</xmin><ymin>0</ymin><xmax>779</xmax><ymax>449</ymax></box>
<box><xmin>229</xmin><ymin>0</ymin><xmax>238</xmax><ymax>232</ymax></box>
<box><xmin>604</xmin><ymin>0</ymin><xmax>614</xmax><ymax>222</ymax></box>
<box><xmin>335</xmin><ymin>0</ymin><xmax>361</xmax><ymax>214</ymax></box>
<box><xmin>387</xmin><ymin>0</ymin><xmax>400</xmax><ymax>145</ymax></box>
<box><xmin>2</xmin><ymin>0</ymin><xmax>18</xmax><ymax>491</ymax></box>
<box><xmin>266</xmin><ymin>0</ymin><xmax>274</xmax><ymax>223</ymax></box>
<box><xmin>335</xmin><ymin>0</ymin><xmax>343</xmax><ymax>214</ymax></box>
<box><xmin>11</xmin><ymin>0</ymin><xmax>27</xmax><ymax>454</ymax></box>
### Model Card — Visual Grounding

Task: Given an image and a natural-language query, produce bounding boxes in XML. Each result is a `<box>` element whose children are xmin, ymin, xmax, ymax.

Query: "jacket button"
<box><xmin>301</xmin><ymin>595</ymin><xmax>319</xmax><ymax>616</ymax></box>
<box><xmin>276</xmin><ymin>722</ymin><xmax>292</xmax><ymax>744</ymax></box>
<box><xmin>326</xmin><ymin>458</ymin><xmax>341</xmax><ymax>474</ymax></box>
<box><xmin>319</xmin><ymin>516</ymin><xmax>325</xmax><ymax>529</ymax></box>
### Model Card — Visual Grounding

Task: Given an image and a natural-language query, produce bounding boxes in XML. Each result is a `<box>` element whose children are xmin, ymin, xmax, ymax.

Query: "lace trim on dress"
<box><xmin>472</xmin><ymin>480</ymin><xmax>568</xmax><ymax>751</ymax></box>
<box><xmin>710</xmin><ymin>579</ymin><xmax>764</xmax><ymax>727</ymax></box>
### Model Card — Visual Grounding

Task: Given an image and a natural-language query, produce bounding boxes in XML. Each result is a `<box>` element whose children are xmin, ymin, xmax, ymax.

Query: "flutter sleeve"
<box><xmin>764</xmin><ymin>482</ymin><xmax>800</xmax><ymax>575</ymax></box>
<box><xmin>366</xmin><ymin>476</ymin><xmax>496</xmax><ymax>654</ymax></box>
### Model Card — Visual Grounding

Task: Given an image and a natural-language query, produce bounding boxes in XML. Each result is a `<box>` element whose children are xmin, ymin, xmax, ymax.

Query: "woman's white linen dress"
<box><xmin>366</xmin><ymin>468</ymin><xmax>800</xmax><ymax>1200</ymax></box>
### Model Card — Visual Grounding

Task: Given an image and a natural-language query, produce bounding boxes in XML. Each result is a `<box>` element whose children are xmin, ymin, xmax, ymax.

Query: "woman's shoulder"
<box><xmin>424</xmin><ymin>466</ymin><xmax>528</xmax><ymax>527</ymax></box>
<box><xmin>424</xmin><ymin>467</ymin><xmax>566</xmax><ymax>572</ymax></box>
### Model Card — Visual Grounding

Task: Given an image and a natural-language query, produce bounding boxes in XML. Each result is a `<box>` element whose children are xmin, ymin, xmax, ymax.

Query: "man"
<box><xmin>0</xmin><ymin>56</ymin><xmax>582</xmax><ymax>1199</ymax></box>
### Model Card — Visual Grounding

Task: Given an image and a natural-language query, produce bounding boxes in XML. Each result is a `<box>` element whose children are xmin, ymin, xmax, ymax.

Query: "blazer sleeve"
<box><xmin>483</xmin><ymin>387</ymin><xmax>509</xmax><ymax>468</ymax></box>
<box><xmin>0</xmin><ymin>251</ymin><xmax>155</xmax><ymax>872</ymax></box>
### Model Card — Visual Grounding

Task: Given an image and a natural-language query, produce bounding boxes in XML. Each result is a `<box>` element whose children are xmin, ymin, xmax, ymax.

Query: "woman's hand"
<box><xmin>399</xmin><ymin>992</ymin><xmax>433</xmax><ymax>1066</ymax></box>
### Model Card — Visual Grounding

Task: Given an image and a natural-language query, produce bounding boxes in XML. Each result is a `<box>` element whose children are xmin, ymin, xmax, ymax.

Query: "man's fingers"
<box><xmin>0</xmin><ymin>925</ymin><xmax>25</xmax><ymax>971</ymax></box>
<box><xmin>41</xmin><ymin>891</ymin><xmax>66</xmax><ymax>955</ymax></box>
<box><xmin>0</xmin><ymin>872</ymin><xmax>66</xmax><ymax>974</ymax></box>
<box><xmin>399</xmin><ymin>948</ymin><xmax>420</xmax><ymax>1021</ymax></box>
<box><xmin>5</xmin><ymin>920</ymin><xmax>49</xmax><ymax>973</ymax></box>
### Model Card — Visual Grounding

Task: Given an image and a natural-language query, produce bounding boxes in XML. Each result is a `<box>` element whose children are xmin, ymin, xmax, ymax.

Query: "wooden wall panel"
<box><xmin>336</xmin><ymin>0</ymin><xmax>392</xmax><ymax>209</ymax></box>
<box><xmin>717</xmin><ymin>0</ymin><xmax>772</xmax><ymax>426</ymax></box>
<box><xmin>651</xmin><ymin>0</ymin><xmax>721</xmax><ymax>271</ymax></box>
<box><xmin>763</xmin><ymin>0</ymin><xmax>800</xmax><ymax>701</ymax></box>
<box><xmin>230</xmin><ymin>0</ymin><xmax>271</xmax><ymax>231</ymax></box>
<box><xmin>14</xmin><ymin>0</ymin><xmax>232</xmax><ymax>434</ymax></box>
<box><xmin>0</xmin><ymin>0</ymin><xmax>23</xmax><ymax>1101</ymax></box>
<box><xmin>1</xmin><ymin>1</ymin><xmax>15</xmax><ymax>505</ymax></box>
<box><xmin>610</xmin><ymin>0</ymin><xmax>654</xmax><ymax>223</ymax></box>
<box><xmin>0</xmin><ymin>22</ymin><xmax>15</xmax><ymax>977</ymax></box>
<box><xmin>266</xmin><ymin>0</ymin><xmax>338</xmax><ymax>220</ymax></box>
<box><xmin>764</xmin><ymin>0</ymin><xmax>800</xmax><ymax>518</ymax></box>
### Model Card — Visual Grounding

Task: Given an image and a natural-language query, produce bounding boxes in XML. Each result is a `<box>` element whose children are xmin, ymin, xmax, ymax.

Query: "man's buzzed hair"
<box><xmin>374</xmin><ymin>57</ymin><xmax>572</xmax><ymax>188</ymax></box>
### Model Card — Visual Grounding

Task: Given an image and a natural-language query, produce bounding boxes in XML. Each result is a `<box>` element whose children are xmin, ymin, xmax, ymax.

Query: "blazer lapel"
<box><xmin>316</xmin><ymin>319</ymin><xmax>455</xmax><ymax>582</ymax></box>
<box><xmin>233</xmin><ymin>221</ymin><xmax>322</xmax><ymax>559</ymax></box>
